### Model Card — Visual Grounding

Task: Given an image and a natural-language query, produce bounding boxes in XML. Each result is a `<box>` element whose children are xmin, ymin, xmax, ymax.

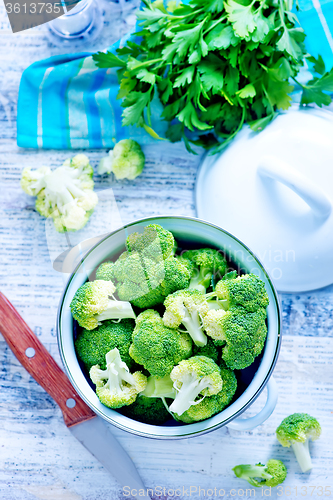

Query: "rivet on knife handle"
<box><xmin>0</xmin><ymin>292</ymin><xmax>95</xmax><ymax>427</ymax></box>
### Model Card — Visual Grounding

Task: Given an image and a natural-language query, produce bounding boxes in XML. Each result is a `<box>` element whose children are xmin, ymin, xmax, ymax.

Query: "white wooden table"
<box><xmin>1</xmin><ymin>2</ymin><xmax>333</xmax><ymax>499</ymax></box>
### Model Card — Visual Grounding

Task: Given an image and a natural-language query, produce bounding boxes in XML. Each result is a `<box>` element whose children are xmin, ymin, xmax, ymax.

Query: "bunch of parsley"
<box><xmin>94</xmin><ymin>0</ymin><xmax>333</xmax><ymax>153</ymax></box>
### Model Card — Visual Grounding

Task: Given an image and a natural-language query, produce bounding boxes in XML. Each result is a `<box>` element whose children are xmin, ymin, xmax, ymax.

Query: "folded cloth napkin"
<box><xmin>17</xmin><ymin>1</ymin><xmax>333</xmax><ymax>150</ymax></box>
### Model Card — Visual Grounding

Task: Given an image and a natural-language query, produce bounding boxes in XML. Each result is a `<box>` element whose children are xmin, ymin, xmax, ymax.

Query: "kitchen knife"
<box><xmin>0</xmin><ymin>292</ymin><xmax>150</xmax><ymax>498</ymax></box>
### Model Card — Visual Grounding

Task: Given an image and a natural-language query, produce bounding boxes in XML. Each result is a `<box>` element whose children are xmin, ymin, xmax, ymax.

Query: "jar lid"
<box><xmin>196</xmin><ymin>107</ymin><xmax>333</xmax><ymax>292</ymax></box>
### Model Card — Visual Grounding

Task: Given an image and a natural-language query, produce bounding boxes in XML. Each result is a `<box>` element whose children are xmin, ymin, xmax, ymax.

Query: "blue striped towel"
<box><xmin>17</xmin><ymin>1</ymin><xmax>333</xmax><ymax>150</ymax></box>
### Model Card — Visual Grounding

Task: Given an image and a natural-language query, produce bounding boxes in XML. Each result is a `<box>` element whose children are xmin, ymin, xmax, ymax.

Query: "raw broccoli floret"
<box><xmin>90</xmin><ymin>348</ymin><xmax>147</xmax><ymax>409</ymax></box>
<box><xmin>211</xmin><ymin>274</ymin><xmax>269</xmax><ymax>312</ymax></box>
<box><xmin>276</xmin><ymin>413</ymin><xmax>321</xmax><ymax>472</ymax></box>
<box><xmin>75</xmin><ymin>319</ymin><xmax>135</xmax><ymax>371</ymax></box>
<box><xmin>203</xmin><ymin>307</ymin><xmax>267</xmax><ymax>370</ymax></box>
<box><xmin>129</xmin><ymin>310</ymin><xmax>192</xmax><ymax>378</ymax></box>
<box><xmin>169</xmin><ymin>356</ymin><xmax>222</xmax><ymax>416</ymax></box>
<box><xmin>193</xmin><ymin>338</ymin><xmax>220</xmax><ymax>364</ymax></box>
<box><xmin>70</xmin><ymin>280</ymin><xmax>136</xmax><ymax>330</ymax></box>
<box><xmin>176</xmin><ymin>364</ymin><xmax>237</xmax><ymax>423</ymax></box>
<box><xmin>95</xmin><ymin>261</ymin><xmax>115</xmax><ymax>281</ymax></box>
<box><xmin>126</xmin><ymin>224</ymin><xmax>176</xmax><ymax>260</ymax></box>
<box><xmin>233</xmin><ymin>459</ymin><xmax>287</xmax><ymax>487</ymax></box>
<box><xmin>98</xmin><ymin>139</ymin><xmax>145</xmax><ymax>180</ymax></box>
<box><xmin>163</xmin><ymin>289</ymin><xmax>210</xmax><ymax>347</ymax></box>
<box><xmin>119</xmin><ymin>394</ymin><xmax>171</xmax><ymax>424</ymax></box>
<box><xmin>21</xmin><ymin>154</ymin><xmax>98</xmax><ymax>233</ymax></box>
<box><xmin>181</xmin><ymin>248</ymin><xmax>228</xmax><ymax>292</ymax></box>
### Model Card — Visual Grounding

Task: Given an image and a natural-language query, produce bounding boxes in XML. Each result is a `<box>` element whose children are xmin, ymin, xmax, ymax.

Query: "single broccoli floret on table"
<box><xmin>75</xmin><ymin>318</ymin><xmax>135</xmax><ymax>371</ymax></box>
<box><xmin>169</xmin><ymin>356</ymin><xmax>222</xmax><ymax>416</ymax></box>
<box><xmin>181</xmin><ymin>248</ymin><xmax>228</xmax><ymax>292</ymax></box>
<box><xmin>98</xmin><ymin>139</ymin><xmax>145</xmax><ymax>180</ymax></box>
<box><xmin>126</xmin><ymin>224</ymin><xmax>176</xmax><ymax>260</ymax></box>
<box><xmin>70</xmin><ymin>280</ymin><xmax>136</xmax><ymax>330</ymax></box>
<box><xmin>129</xmin><ymin>310</ymin><xmax>192</xmax><ymax>378</ymax></box>
<box><xmin>193</xmin><ymin>338</ymin><xmax>220</xmax><ymax>364</ymax></box>
<box><xmin>163</xmin><ymin>289</ymin><xmax>210</xmax><ymax>347</ymax></box>
<box><xmin>90</xmin><ymin>348</ymin><xmax>147</xmax><ymax>409</ymax></box>
<box><xmin>276</xmin><ymin>413</ymin><xmax>321</xmax><ymax>472</ymax></box>
<box><xmin>21</xmin><ymin>154</ymin><xmax>98</xmax><ymax>233</ymax></box>
<box><xmin>120</xmin><ymin>394</ymin><xmax>171</xmax><ymax>424</ymax></box>
<box><xmin>210</xmin><ymin>274</ymin><xmax>269</xmax><ymax>313</ymax></box>
<box><xmin>95</xmin><ymin>261</ymin><xmax>115</xmax><ymax>281</ymax></box>
<box><xmin>176</xmin><ymin>364</ymin><xmax>237</xmax><ymax>423</ymax></box>
<box><xmin>203</xmin><ymin>307</ymin><xmax>267</xmax><ymax>370</ymax></box>
<box><xmin>233</xmin><ymin>459</ymin><xmax>287</xmax><ymax>487</ymax></box>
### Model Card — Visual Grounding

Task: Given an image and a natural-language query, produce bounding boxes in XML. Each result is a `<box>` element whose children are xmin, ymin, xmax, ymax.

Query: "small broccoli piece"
<box><xmin>70</xmin><ymin>280</ymin><xmax>136</xmax><ymax>330</ymax></box>
<box><xmin>129</xmin><ymin>310</ymin><xmax>192</xmax><ymax>378</ymax></box>
<box><xmin>181</xmin><ymin>248</ymin><xmax>228</xmax><ymax>292</ymax></box>
<box><xmin>211</xmin><ymin>274</ymin><xmax>269</xmax><ymax>312</ymax></box>
<box><xmin>169</xmin><ymin>356</ymin><xmax>222</xmax><ymax>416</ymax></box>
<box><xmin>176</xmin><ymin>364</ymin><xmax>237</xmax><ymax>423</ymax></box>
<box><xmin>126</xmin><ymin>224</ymin><xmax>176</xmax><ymax>260</ymax></box>
<box><xmin>276</xmin><ymin>413</ymin><xmax>321</xmax><ymax>472</ymax></box>
<box><xmin>95</xmin><ymin>261</ymin><xmax>115</xmax><ymax>281</ymax></box>
<box><xmin>193</xmin><ymin>338</ymin><xmax>220</xmax><ymax>364</ymax></box>
<box><xmin>163</xmin><ymin>289</ymin><xmax>210</xmax><ymax>347</ymax></box>
<box><xmin>90</xmin><ymin>348</ymin><xmax>147</xmax><ymax>409</ymax></box>
<box><xmin>233</xmin><ymin>459</ymin><xmax>287</xmax><ymax>487</ymax></box>
<box><xmin>203</xmin><ymin>307</ymin><xmax>267</xmax><ymax>370</ymax></box>
<box><xmin>98</xmin><ymin>139</ymin><xmax>145</xmax><ymax>180</ymax></box>
<box><xmin>120</xmin><ymin>394</ymin><xmax>171</xmax><ymax>424</ymax></box>
<box><xmin>75</xmin><ymin>319</ymin><xmax>135</xmax><ymax>371</ymax></box>
<box><xmin>21</xmin><ymin>154</ymin><xmax>98</xmax><ymax>233</ymax></box>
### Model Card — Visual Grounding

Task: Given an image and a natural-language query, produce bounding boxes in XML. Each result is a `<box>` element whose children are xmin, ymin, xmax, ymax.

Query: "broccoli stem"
<box><xmin>182</xmin><ymin>310</ymin><xmax>207</xmax><ymax>347</ymax></box>
<box><xmin>189</xmin><ymin>267</ymin><xmax>212</xmax><ymax>293</ymax></box>
<box><xmin>95</xmin><ymin>300</ymin><xmax>136</xmax><ymax>321</ymax></box>
<box><xmin>169</xmin><ymin>374</ymin><xmax>209</xmax><ymax>415</ymax></box>
<box><xmin>233</xmin><ymin>464</ymin><xmax>272</xmax><ymax>487</ymax></box>
<box><xmin>292</xmin><ymin>440</ymin><xmax>313</xmax><ymax>472</ymax></box>
<box><xmin>143</xmin><ymin>375</ymin><xmax>176</xmax><ymax>399</ymax></box>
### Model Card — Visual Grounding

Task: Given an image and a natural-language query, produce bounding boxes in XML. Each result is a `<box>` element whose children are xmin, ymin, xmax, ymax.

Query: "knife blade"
<box><xmin>0</xmin><ymin>292</ymin><xmax>150</xmax><ymax>497</ymax></box>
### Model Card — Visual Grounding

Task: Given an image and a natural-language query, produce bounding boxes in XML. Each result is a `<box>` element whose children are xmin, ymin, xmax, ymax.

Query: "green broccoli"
<box><xmin>276</xmin><ymin>413</ymin><xmax>322</xmax><ymax>472</ymax></box>
<box><xmin>75</xmin><ymin>318</ymin><xmax>135</xmax><ymax>371</ymax></box>
<box><xmin>193</xmin><ymin>338</ymin><xmax>220</xmax><ymax>364</ymax></box>
<box><xmin>181</xmin><ymin>248</ymin><xmax>228</xmax><ymax>292</ymax></box>
<box><xmin>119</xmin><ymin>394</ymin><xmax>171</xmax><ymax>424</ymax></box>
<box><xmin>143</xmin><ymin>374</ymin><xmax>177</xmax><ymax>399</ymax></box>
<box><xmin>98</xmin><ymin>139</ymin><xmax>145</xmax><ymax>180</ymax></box>
<box><xmin>169</xmin><ymin>356</ymin><xmax>222</xmax><ymax>416</ymax></box>
<box><xmin>129</xmin><ymin>310</ymin><xmax>192</xmax><ymax>378</ymax></box>
<box><xmin>203</xmin><ymin>307</ymin><xmax>267</xmax><ymax>370</ymax></box>
<box><xmin>126</xmin><ymin>224</ymin><xmax>176</xmax><ymax>260</ymax></box>
<box><xmin>233</xmin><ymin>460</ymin><xmax>287</xmax><ymax>487</ymax></box>
<box><xmin>210</xmin><ymin>274</ymin><xmax>269</xmax><ymax>313</ymax></box>
<box><xmin>176</xmin><ymin>364</ymin><xmax>237</xmax><ymax>423</ymax></box>
<box><xmin>90</xmin><ymin>348</ymin><xmax>147</xmax><ymax>409</ymax></box>
<box><xmin>70</xmin><ymin>280</ymin><xmax>136</xmax><ymax>330</ymax></box>
<box><xmin>163</xmin><ymin>289</ymin><xmax>210</xmax><ymax>347</ymax></box>
<box><xmin>95</xmin><ymin>261</ymin><xmax>115</xmax><ymax>281</ymax></box>
<box><xmin>21</xmin><ymin>154</ymin><xmax>98</xmax><ymax>233</ymax></box>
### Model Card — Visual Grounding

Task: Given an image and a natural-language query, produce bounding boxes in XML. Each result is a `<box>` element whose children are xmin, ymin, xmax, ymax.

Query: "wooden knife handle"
<box><xmin>0</xmin><ymin>292</ymin><xmax>95</xmax><ymax>427</ymax></box>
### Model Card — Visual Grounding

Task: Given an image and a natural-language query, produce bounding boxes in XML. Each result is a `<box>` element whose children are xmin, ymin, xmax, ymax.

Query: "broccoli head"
<box><xmin>176</xmin><ymin>364</ymin><xmax>237</xmax><ymax>423</ymax></box>
<box><xmin>181</xmin><ymin>248</ymin><xmax>228</xmax><ymax>292</ymax></box>
<box><xmin>202</xmin><ymin>307</ymin><xmax>267</xmax><ymax>370</ymax></box>
<box><xmin>119</xmin><ymin>394</ymin><xmax>171</xmax><ymax>424</ymax></box>
<box><xmin>213</xmin><ymin>274</ymin><xmax>269</xmax><ymax>312</ymax></box>
<box><xmin>233</xmin><ymin>459</ymin><xmax>287</xmax><ymax>487</ymax></box>
<box><xmin>126</xmin><ymin>224</ymin><xmax>176</xmax><ymax>260</ymax></box>
<box><xmin>276</xmin><ymin>413</ymin><xmax>321</xmax><ymax>472</ymax></box>
<box><xmin>169</xmin><ymin>356</ymin><xmax>223</xmax><ymax>416</ymax></box>
<box><xmin>129</xmin><ymin>310</ymin><xmax>192</xmax><ymax>378</ymax></box>
<box><xmin>95</xmin><ymin>261</ymin><xmax>115</xmax><ymax>281</ymax></box>
<box><xmin>163</xmin><ymin>289</ymin><xmax>210</xmax><ymax>347</ymax></box>
<box><xmin>75</xmin><ymin>318</ymin><xmax>135</xmax><ymax>372</ymax></box>
<box><xmin>21</xmin><ymin>154</ymin><xmax>98</xmax><ymax>233</ymax></box>
<box><xmin>70</xmin><ymin>280</ymin><xmax>136</xmax><ymax>330</ymax></box>
<box><xmin>98</xmin><ymin>139</ymin><xmax>145</xmax><ymax>180</ymax></box>
<box><xmin>90</xmin><ymin>348</ymin><xmax>147</xmax><ymax>409</ymax></box>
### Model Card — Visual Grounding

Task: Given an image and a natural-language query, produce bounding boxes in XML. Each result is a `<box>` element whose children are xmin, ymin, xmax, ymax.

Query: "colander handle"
<box><xmin>258</xmin><ymin>156</ymin><xmax>332</xmax><ymax>218</ymax></box>
<box><xmin>226</xmin><ymin>377</ymin><xmax>278</xmax><ymax>431</ymax></box>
